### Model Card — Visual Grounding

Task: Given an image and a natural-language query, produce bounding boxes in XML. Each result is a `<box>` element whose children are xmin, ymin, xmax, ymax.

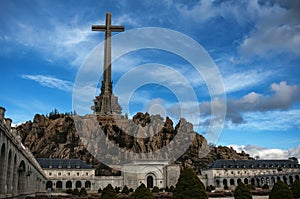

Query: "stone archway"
<box><xmin>66</xmin><ymin>181</ymin><xmax>72</xmax><ymax>189</ymax></box>
<box><xmin>56</xmin><ymin>181</ymin><xmax>62</xmax><ymax>190</ymax></box>
<box><xmin>0</xmin><ymin>144</ymin><xmax>6</xmax><ymax>194</ymax></box>
<box><xmin>289</xmin><ymin>176</ymin><xmax>293</xmax><ymax>185</ymax></box>
<box><xmin>147</xmin><ymin>175</ymin><xmax>154</xmax><ymax>188</ymax></box>
<box><xmin>12</xmin><ymin>154</ymin><xmax>17</xmax><ymax>193</ymax></box>
<box><xmin>6</xmin><ymin>150</ymin><xmax>13</xmax><ymax>193</ymax></box>
<box><xmin>76</xmin><ymin>181</ymin><xmax>82</xmax><ymax>188</ymax></box>
<box><xmin>46</xmin><ymin>181</ymin><xmax>53</xmax><ymax>190</ymax></box>
<box><xmin>271</xmin><ymin>177</ymin><xmax>275</xmax><ymax>185</ymax></box>
<box><xmin>223</xmin><ymin>179</ymin><xmax>228</xmax><ymax>186</ymax></box>
<box><xmin>17</xmin><ymin>160</ymin><xmax>26</xmax><ymax>194</ymax></box>
<box><xmin>251</xmin><ymin>178</ymin><xmax>255</xmax><ymax>186</ymax></box>
<box><xmin>283</xmin><ymin>176</ymin><xmax>288</xmax><ymax>184</ymax></box>
<box><xmin>85</xmin><ymin>181</ymin><xmax>91</xmax><ymax>189</ymax></box>
<box><xmin>244</xmin><ymin>178</ymin><xmax>249</xmax><ymax>185</ymax></box>
<box><xmin>230</xmin><ymin>179</ymin><xmax>235</xmax><ymax>186</ymax></box>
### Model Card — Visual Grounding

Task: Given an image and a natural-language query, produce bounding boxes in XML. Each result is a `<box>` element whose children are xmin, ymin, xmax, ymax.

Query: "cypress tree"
<box><xmin>234</xmin><ymin>182</ymin><xmax>252</xmax><ymax>199</ymax></box>
<box><xmin>291</xmin><ymin>179</ymin><xmax>300</xmax><ymax>198</ymax></box>
<box><xmin>130</xmin><ymin>183</ymin><xmax>154</xmax><ymax>199</ymax></box>
<box><xmin>100</xmin><ymin>184</ymin><xmax>118</xmax><ymax>199</ymax></box>
<box><xmin>269</xmin><ymin>180</ymin><xmax>293</xmax><ymax>199</ymax></box>
<box><xmin>121</xmin><ymin>185</ymin><xmax>130</xmax><ymax>194</ymax></box>
<box><xmin>173</xmin><ymin>168</ymin><xmax>208</xmax><ymax>199</ymax></box>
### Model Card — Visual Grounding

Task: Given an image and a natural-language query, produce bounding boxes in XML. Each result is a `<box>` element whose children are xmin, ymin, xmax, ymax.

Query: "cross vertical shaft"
<box><xmin>92</xmin><ymin>12</ymin><xmax>124</xmax><ymax>115</ymax></box>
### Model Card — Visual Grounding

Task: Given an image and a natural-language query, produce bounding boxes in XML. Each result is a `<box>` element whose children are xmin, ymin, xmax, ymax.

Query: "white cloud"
<box><xmin>199</xmin><ymin>81</ymin><xmax>300</xmax><ymax>126</ymax></box>
<box><xmin>22</xmin><ymin>74</ymin><xmax>73</xmax><ymax>92</ymax></box>
<box><xmin>223</xmin><ymin>70</ymin><xmax>273</xmax><ymax>94</ymax></box>
<box><xmin>229</xmin><ymin>144</ymin><xmax>300</xmax><ymax>160</ymax></box>
<box><xmin>239</xmin><ymin>0</ymin><xmax>300</xmax><ymax>57</ymax></box>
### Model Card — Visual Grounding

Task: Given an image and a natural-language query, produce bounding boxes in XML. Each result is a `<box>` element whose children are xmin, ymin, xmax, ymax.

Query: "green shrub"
<box><xmin>246</xmin><ymin>184</ymin><xmax>255</xmax><ymax>190</ymax></box>
<box><xmin>262</xmin><ymin>184</ymin><xmax>269</xmax><ymax>189</ymax></box>
<box><xmin>269</xmin><ymin>180</ymin><xmax>293</xmax><ymax>199</ymax></box>
<box><xmin>169</xmin><ymin>185</ymin><xmax>175</xmax><ymax>192</ymax></box>
<box><xmin>65</xmin><ymin>189</ymin><xmax>72</xmax><ymax>194</ymax></box>
<box><xmin>72</xmin><ymin>188</ymin><xmax>79</xmax><ymax>195</ymax></box>
<box><xmin>152</xmin><ymin>186</ymin><xmax>159</xmax><ymax>193</ymax></box>
<box><xmin>291</xmin><ymin>180</ymin><xmax>300</xmax><ymax>198</ymax></box>
<box><xmin>234</xmin><ymin>182</ymin><xmax>252</xmax><ymax>199</ymax></box>
<box><xmin>121</xmin><ymin>185</ymin><xmax>130</xmax><ymax>194</ymax></box>
<box><xmin>173</xmin><ymin>168</ymin><xmax>208</xmax><ymax>199</ymax></box>
<box><xmin>79</xmin><ymin>187</ymin><xmax>87</xmax><ymax>196</ymax></box>
<box><xmin>165</xmin><ymin>186</ymin><xmax>169</xmax><ymax>192</ymax></box>
<box><xmin>130</xmin><ymin>183</ymin><xmax>154</xmax><ymax>199</ymax></box>
<box><xmin>115</xmin><ymin>186</ymin><xmax>120</xmax><ymax>193</ymax></box>
<box><xmin>100</xmin><ymin>184</ymin><xmax>118</xmax><ymax>199</ymax></box>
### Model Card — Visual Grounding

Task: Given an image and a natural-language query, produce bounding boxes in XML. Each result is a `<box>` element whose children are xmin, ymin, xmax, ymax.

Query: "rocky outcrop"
<box><xmin>15</xmin><ymin>112</ymin><xmax>250</xmax><ymax>175</ymax></box>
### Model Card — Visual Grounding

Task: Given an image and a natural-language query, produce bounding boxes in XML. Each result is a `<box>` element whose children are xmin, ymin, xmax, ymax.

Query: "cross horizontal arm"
<box><xmin>92</xmin><ymin>25</ymin><xmax>106</xmax><ymax>31</ymax></box>
<box><xmin>92</xmin><ymin>25</ymin><xmax>125</xmax><ymax>32</ymax></box>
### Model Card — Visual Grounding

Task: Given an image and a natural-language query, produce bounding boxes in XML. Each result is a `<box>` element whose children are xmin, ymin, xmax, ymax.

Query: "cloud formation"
<box><xmin>22</xmin><ymin>74</ymin><xmax>73</xmax><ymax>92</ymax></box>
<box><xmin>229</xmin><ymin>144</ymin><xmax>300</xmax><ymax>160</ymax></box>
<box><xmin>200</xmin><ymin>81</ymin><xmax>300</xmax><ymax>125</ymax></box>
<box><xmin>239</xmin><ymin>0</ymin><xmax>300</xmax><ymax>57</ymax></box>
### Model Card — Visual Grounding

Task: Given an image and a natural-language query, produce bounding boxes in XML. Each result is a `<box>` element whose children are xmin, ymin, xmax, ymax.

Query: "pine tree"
<box><xmin>100</xmin><ymin>184</ymin><xmax>118</xmax><ymax>199</ymax></box>
<box><xmin>234</xmin><ymin>182</ymin><xmax>252</xmax><ymax>199</ymax></box>
<box><xmin>130</xmin><ymin>183</ymin><xmax>154</xmax><ymax>199</ymax></box>
<box><xmin>173</xmin><ymin>168</ymin><xmax>208</xmax><ymax>199</ymax></box>
<box><xmin>269</xmin><ymin>180</ymin><xmax>293</xmax><ymax>199</ymax></box>
<box><xmin>121</xmin><ymin>185</ymin><xmax>130</xmax><ymax>194</ymax></box>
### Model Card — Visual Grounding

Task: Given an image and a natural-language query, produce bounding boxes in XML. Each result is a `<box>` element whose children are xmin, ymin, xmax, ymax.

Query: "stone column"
<box><xmin>5</xmin><ymin>118</ymin><xmax>12</xmax><ymax>131</ymax></box>
<box><xmin>0</xmin><ymin>107</ymin><xmax>5</xmax><ymax>122</ymax></box>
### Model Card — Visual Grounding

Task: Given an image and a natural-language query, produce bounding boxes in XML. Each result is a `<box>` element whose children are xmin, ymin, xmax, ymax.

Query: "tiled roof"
<box><xmin>208</xmin><ymin>159</ymin><xmax>299</xmax><ymax>169</ymax></box>
<box><xmin>36</xmin><ymin>158</ymin><xmax>93</xmax><ymax>169</ymax></box>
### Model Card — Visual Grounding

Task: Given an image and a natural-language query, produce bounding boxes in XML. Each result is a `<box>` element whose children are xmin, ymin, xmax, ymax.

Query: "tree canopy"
<box><xmin>291</xmin><ymin>179</ymin><xmax>300</xmax><ymax>198</ymax></box>
<box><xmin>100</xmin><ymin>184</ymin><xmax>118</xmax><ymax>199</ymax></box>
<box><xmin>234</xmin><ymin>182</ymin><xmax>252</xmax><ymax>199</ymax></box>
<box><xmin>173</xmin><ymin>168</ymin><xmax>208</xmax><ymax>199</ymax></box>
<box><xmin>269</xmin><ymin>180</ymin><xmax>293</xmax><ymax>199</ymax></box>
<box><xmin>130</xmin><ymin>183</ymin><xmax>154</xmax><ymax>199</ymax></box>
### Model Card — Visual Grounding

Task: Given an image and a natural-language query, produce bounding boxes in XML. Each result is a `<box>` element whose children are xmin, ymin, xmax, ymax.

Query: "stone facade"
<box><xmin>200</xmin><ymin>159</ymin><xmax>300</xmax><ymax>189</ymax></box>
<box><xmin>37</xmin><ymin>158</ymin><xmax>180</xmax><ymax>191</ymax></box>
<box><xmin>37</xmin><ymin>158</ymin><xmax>95</xmax><ymax>191</ymax></box>
<box><xmin>0</xmin><ymin>107</ymin><xmax>46</xmax><ymax>199</ymax></box>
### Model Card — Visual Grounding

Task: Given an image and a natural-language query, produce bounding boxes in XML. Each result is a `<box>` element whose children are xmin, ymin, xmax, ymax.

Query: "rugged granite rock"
<box><xmin>15</xmin><ymin>112</ymin><xmax>250</xmax><ymax>175</ymax></box>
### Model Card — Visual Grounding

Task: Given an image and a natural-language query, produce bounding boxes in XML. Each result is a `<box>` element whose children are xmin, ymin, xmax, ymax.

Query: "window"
<box><xmin>58</xmin><ymin>172</ymin><xmax>61</xmax><ymax>176</ymax></box>
<box><xmin>77</xmin><ymin>172</ymin><xmax>80</xmax><ymax>176</ymax></box>
<box><xmin>49</xmin><ymin>172</ymin><xmax>52</xmax><ymax>176</ymax></box>
<box><xmin>68</xmin><ymin>172</ymin><xmax>70</xmax><ymax>176</ymax></box>
<box><xmin>86</xmin><ymin>172</ymin><xmax>89</xmax><ymax>176</ymax></box>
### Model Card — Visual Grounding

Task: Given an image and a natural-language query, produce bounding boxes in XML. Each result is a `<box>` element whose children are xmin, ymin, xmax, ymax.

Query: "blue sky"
<box><xmin>1</xmin><ymin>0</ymin><xmax>300</xmax><ymax>159</ymax></box>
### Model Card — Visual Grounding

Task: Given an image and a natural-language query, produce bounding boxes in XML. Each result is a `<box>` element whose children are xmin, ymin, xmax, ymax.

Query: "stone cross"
<box><xmin>92</xmin><ymin>12</ymin><xmax>124</xmax><ymax>115</ymax></box>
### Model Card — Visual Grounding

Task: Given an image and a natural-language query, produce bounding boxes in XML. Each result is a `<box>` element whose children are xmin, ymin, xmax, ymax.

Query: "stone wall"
<box><xmin>0</xmin><ymin>107</ymin><xmax>47</xmax><ymax>198</ymax></box>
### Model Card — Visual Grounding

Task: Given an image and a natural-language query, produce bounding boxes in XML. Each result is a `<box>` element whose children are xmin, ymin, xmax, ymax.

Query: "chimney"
<box><xmin>0</xmin><ymin>107</ymin><xmax>5</xmax><ymax>122</ymax></box>
<box><xmin>5</xmin><ymin>118</ymin><xmax>12</xmax><ymax>131</ymax></box>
